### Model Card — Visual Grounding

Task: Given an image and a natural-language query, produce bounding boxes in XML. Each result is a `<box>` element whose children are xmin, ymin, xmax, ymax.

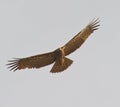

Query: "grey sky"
<box><xmin>0</xmin><ymin>0</ymin><xmax>120</xmax><ymax>107</ymax></box>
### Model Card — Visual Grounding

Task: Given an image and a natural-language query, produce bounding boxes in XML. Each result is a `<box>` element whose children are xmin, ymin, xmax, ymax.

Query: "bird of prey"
<box><xmin>7</xmin><ymin>18</ymin><xmax>100</xmax><ymax>73</ymax></box>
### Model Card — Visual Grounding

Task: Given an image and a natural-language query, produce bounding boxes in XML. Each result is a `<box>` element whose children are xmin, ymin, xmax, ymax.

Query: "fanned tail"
<box><xmin>50</xmin><ymin>57</ymin><xmax>73</xmax><ymax>73</ymax></box>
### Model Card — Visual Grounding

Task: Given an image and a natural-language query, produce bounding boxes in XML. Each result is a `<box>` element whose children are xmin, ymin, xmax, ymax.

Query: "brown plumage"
<box><xmin>7</xmin><ymin>18</ymin><xmax>100</xmax><ymax>73</ymax></box>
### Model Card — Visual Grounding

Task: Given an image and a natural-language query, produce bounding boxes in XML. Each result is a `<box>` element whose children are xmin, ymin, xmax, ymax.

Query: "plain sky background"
<box><xmin>0</xmin><ymin>0</ymin><xmax>120</xmax><ymax>107</ymax></box>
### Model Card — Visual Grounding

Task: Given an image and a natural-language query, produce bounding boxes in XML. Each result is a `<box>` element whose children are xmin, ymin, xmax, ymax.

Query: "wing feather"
<box><xmin>61</xmin><ymin>18</ymin><xmax>100</xmax><ymax>56</ymax></box>
<box><xmin>7</xmin><ymin>52</ymin><xmax>55</xmax><ymax>71</ymax></box>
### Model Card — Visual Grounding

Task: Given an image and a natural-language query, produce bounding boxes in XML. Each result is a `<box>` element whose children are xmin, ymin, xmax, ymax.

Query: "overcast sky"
<box><xmin>0</xmin><ymin>0</ymin><xmax>120</xmax><ymax>107</ymax></box>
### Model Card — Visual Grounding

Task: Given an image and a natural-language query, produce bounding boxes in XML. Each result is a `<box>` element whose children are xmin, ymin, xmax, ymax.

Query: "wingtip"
<box><xmin>89</xmin><ymin>18</ymin><xmax>100</xmax><ymax>31</ymax></box>
<box><xmin>6</xmin><ymin>58</ymin><xmax>19</xmax><ymax>72</ymax></box>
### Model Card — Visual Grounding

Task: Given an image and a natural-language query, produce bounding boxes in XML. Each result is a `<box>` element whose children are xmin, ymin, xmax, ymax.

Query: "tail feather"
<box><xmin>50</xmin><ymin>57</ymin><xmax>73</xmax><ymax>73</ymax></box>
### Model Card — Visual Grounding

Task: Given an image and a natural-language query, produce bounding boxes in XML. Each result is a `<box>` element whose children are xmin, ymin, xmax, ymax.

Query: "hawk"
<box><xmin>7</xmin><ymin>18</ymin><xmax>100</xmax><ymax>73</ymax></box>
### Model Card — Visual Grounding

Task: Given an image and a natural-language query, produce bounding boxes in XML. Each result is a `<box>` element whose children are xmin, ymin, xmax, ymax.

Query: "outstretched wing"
<box><xmin>61</xmin><ymin>18</ymin><xmax>100</xmax><ymax>56</ymax></box>
<box><xmin>7</xmin><ymin>52</ymin><xmax>55</xmax><ymax>71</ymax></box>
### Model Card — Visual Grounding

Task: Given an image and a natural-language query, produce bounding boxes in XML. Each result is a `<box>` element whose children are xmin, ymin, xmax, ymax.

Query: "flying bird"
<box><xmin>7</xmin><ymin>18</ymin><xmax>100</xmax><ymax>73</ymax></box>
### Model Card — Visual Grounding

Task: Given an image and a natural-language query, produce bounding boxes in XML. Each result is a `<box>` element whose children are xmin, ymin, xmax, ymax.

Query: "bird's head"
<box><xmin>54</xmin><ymin>48</ymin><xmax>64</xmax><ymax>58</ymax></box>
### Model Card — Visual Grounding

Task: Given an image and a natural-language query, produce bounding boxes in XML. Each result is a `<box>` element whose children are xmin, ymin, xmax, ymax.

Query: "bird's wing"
<box><xmin>61</xmin><ymin>18</ymin><xmax>100</xmax><ymax>56</ymax></box>
<box><xmin>7</xmin><ymin>52</ymin><xmax>55</xmax><ymax>71</ymax></box>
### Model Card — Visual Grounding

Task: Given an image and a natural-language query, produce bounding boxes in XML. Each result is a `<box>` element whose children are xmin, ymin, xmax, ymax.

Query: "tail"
<box><xmin>50</xmin><ymin>57</ymin><xmax>73</xmax><ymax>73</ymax></box>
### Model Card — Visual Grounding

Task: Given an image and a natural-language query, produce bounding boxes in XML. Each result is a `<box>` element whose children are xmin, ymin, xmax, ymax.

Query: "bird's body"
<box><xmin>7</xmin><ymin>18</ymin><xmax>100</xmax><ymax>73</ymax></box>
